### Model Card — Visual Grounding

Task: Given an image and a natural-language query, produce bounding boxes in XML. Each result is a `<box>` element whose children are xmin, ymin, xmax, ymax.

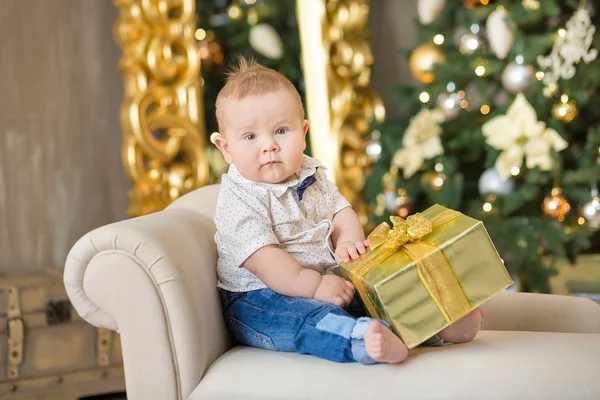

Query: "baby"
<box><xmin>213</xmin><ymin>57</ymin><xmax>483</xmax><ymax>364</ymax></box>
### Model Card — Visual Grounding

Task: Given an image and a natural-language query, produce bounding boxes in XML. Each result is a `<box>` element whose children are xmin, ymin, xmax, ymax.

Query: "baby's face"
<box><xmin>215</xmin><ymin>90</ymin><xmax>308</xmax><ymax>184</ymax></box>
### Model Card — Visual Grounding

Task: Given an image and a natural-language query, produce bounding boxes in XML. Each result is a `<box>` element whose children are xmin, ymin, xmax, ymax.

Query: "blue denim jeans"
<box><xmin>221</xmin><ymin>287</ymin><xmax>384</xmax><ymax>364</ymax></box>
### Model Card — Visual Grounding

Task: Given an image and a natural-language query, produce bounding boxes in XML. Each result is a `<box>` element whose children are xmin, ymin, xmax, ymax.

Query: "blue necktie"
<box><xmin>296</xmin><ymin>173</ymin><xmax>317</xmax><ymax>201</ymax></box>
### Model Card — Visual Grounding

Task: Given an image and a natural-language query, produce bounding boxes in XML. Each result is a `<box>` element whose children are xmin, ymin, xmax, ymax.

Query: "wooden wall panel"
<box><xmin>0</xmin><ymin>0</ymin><xmax>128</xmax><ymax>272</ymax></box>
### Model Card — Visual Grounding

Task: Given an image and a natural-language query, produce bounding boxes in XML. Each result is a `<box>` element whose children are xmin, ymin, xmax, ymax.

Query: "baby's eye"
<box><xmin>243</xmin><ymin>133</ymin><xmax>257</xmax><ymax>141</ymax></box>
<box><xmin>275</xmin><ymin>127</ymin><xmax>289</xmax><ymax>135</ymax></box>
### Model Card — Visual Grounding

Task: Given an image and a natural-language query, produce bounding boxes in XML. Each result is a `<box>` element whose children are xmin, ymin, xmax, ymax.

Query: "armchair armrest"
<box><xmin>482</xmin><ymin>291</ymin><xmax>600</xmax><ymax>333</ymax></box>
<box><xmin>64</xmin><ymin>202</ymin><xmax>230</xmax><ymax>400</ymax></box>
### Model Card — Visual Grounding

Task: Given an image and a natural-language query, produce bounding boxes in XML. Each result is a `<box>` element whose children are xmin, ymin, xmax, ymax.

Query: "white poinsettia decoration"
<box><xmin>392</xmin><ymin>108</ymin><xmax>445</xmax><ymax>178</ymax></box>
<box><xmin>482</xmin><ymin>93</ymin><xmax>568</xmax><ymax>179</ymax></box>
<box><xmin>537</xmin><ymin>8</ymin><xmax>598</xmax><ymax>86</ymax></box>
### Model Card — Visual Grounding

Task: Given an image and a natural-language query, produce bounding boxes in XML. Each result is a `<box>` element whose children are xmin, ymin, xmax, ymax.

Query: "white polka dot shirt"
<box><xmin>214</xmin><ymin>155</ymin><xmax>351</xmax><ymax>292</ymax></box>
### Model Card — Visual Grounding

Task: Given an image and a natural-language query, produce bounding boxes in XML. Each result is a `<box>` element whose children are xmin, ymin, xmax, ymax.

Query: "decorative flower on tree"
<box><xmin>392</xmin><ymin>108</ymin><xmax>445</xmax><ymax>178</ymax></box>
<box><xmin>482</xmin><ymin>93</ymin><xmax>568</xmax><ymax>179</ymax></box>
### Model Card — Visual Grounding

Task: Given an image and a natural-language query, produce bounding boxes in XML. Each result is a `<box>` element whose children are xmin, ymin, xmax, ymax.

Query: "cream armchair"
<box><xmin>64</xmin><ymin>185</ymin><xmax>600</xmax><ymax>400</ymax></box>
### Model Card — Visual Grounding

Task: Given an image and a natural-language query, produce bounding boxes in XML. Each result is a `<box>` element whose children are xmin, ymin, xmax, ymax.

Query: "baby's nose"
<box><xmin>262</xmin><ymin>139</ymin><xmax>279</xmax><ymax>152</ymax></box>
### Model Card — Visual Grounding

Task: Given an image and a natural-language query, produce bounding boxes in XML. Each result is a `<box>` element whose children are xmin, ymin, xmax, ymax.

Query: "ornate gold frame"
<box><xmin>297</xmin><ymin>0</ymin><xmax>384</xmax><ymax>226</ymax></box>
<box><xmin>113</xmin><ymin>0</ymin><xmax>382</xmax><ymax>223</ymax></box>
<box><xmin>113</xmin><ymin>0</ymin><xmax>208</xmax><ymax>217</ymax></box>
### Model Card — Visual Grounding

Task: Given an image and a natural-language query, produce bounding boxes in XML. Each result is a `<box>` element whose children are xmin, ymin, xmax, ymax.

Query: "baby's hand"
<box><xmin>335</xmin><ymin>240</ymin><xmax>369</xmax><ymax>263</ymax></box>
<box><xmin>313</xmin><ymin>275</ymin><xmax>355</xmax><ymax>307</ymax></box>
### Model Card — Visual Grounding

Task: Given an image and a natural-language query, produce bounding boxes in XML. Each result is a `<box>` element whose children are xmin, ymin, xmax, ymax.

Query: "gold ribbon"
<box><xmin>349</xmin><ymin>209</ymin><xmax>472</xmax><ymax>323</ymax></box>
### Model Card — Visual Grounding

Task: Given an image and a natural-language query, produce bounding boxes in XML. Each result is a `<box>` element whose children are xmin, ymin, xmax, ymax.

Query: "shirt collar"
<box><xmin>226</xmin><ymin>155</ymin><xmax>323</xmax><ymax>197</ymax></box>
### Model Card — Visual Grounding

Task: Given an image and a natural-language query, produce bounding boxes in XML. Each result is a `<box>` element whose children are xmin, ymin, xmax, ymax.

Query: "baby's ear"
<box><xmin>302</xmin><ymin>120</ymin><xmax>309</xmax><ymax>136</ymax></box>
<box><xmin>213</xmin><ymin>134</ymin><xmax>233</xmax><ymax>164</ymax></box>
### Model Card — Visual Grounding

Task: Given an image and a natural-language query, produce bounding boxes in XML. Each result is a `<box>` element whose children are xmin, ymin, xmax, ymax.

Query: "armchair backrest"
<box><xmin>167</xmin><ymin>184</ymin><xmax>221</xmax><ymax>219</ymax></box>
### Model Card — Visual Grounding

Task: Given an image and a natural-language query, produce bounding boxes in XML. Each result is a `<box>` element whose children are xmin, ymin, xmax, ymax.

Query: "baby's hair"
<box><xmin>215</xmin><ymin>56</ymin><xmax>304</xmax><ymax>133</ymax></box>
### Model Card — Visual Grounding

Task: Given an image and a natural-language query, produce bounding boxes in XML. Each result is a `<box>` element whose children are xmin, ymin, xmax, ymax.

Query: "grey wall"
<box><xmin>0</xmin><ymin>1</ymin><xmax>128</xmax><ymax>273</ymax></box>
<box><xmin>369</xmin><ymin>0</ymin><xmax>418</xmax><ymax>117</ymax></box>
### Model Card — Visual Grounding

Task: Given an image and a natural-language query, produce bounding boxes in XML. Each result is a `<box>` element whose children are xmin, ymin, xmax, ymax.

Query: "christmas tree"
<box><xmin>194</xmin><ymin>0</ymin><xmax>304</xmax><ymax>182</ymax></box>
<box><xmin>365</xmin><ymin>0</ymin><xmax>600</xmax><ymax>292</ymax></box>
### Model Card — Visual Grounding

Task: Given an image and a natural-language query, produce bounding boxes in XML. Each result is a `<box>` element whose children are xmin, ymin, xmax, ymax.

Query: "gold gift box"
<box><xmin>340</xmin><ymin>204</ymin><xmax>513</xmax><ymax>349</ymax></box>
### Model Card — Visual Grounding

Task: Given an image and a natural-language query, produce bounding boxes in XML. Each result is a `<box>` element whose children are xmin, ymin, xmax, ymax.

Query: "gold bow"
<box><xmin>348</xmin><ymin>209</ymin><xmax>472</xmax><ymax>324</ymax></box>
<box><xmin>369</xmin><ymin>214</ymin><xmax>433</xmax><ymax>252</ymax></box>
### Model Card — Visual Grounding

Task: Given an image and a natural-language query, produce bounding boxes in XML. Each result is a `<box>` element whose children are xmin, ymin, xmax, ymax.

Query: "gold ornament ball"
<box><xmin>542</xmin><ymin>189</ymin><xmax>571</xmax><ymax>220</ymax></box>
<box><xmin>552</xmin><ymin>99</ymin><xmax>578</xmax><ymax>123</ymax></box>
<box><xmin>409</xmin><ymin>44</ymin><xmax>446</xmax><ymax>84</ymax></box>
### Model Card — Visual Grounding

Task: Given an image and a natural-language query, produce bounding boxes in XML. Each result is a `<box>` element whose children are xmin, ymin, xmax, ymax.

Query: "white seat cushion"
<box><xmin>190</xmin><ymin>330</ymin><xmax>600</xmax><ymax>400</ymax></box>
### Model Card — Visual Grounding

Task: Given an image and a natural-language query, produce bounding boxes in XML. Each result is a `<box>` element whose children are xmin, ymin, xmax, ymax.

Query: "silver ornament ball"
<box><xmin>436</xmin><ymin>92</ymin><xmax>461</xmax><ymax>119</ymax></box>
<box><xmin>501</xmin><ymin>62</ymin><xmax>535</xmax><ymax>93</ymax></box>
<box><xmin>478</xmin><ymin>168</ymin><xmax>515</xmax><ymax>196</ymax></box>
<box><xmin>581</xmin><ymin>197</ymin><xmax>600</xmax><ymax>230</ymax></box>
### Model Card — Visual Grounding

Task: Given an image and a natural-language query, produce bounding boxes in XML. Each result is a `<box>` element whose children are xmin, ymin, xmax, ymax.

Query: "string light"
<box><xmin>210</xmin><ymin>132</ymin><xmax>220</xmax><ymax>144</ymax></box>
<box><xmin>245</xmin><ymin>0</ymin><xmax>257</xmax><ymax>4</ymax></box>
<box><xmin>195</xmin><ymin>28</ymin><xmax>206</xmax><ymax>41</ymax></box>
<box><xmin>228</xmin><ymin>5</ymin><xmax>243</xmax><ymax>20</ymax></box>
<box><xmin>558</xmin><ymin>29</ymin><xmax>566</xmax><ymax>37</ymax></box>
<box><xmin>483</xmin><ymin>202</ymin><xmax>493</xmax><ymax>212</ymax></box>
<box><xmin>432</xmin><ymin>174</ymin><xmax>446</xmax><ymax>189</ymax></box>
<box><xmin>536</xmin><ymin>71</ymin><xmax>545</xmax><ymax>80</ymax></box>
<box><xmin>578</xmin><ymin>217</ymin><xmax>586</xmax><ymax>225</ymax></box>
<box><xmin>480</xmin><ymin>104</ymin><xmax>490</xmax><ymax>114</ymax></box>
<box><xmin>511</xmin><ymin>166</ymin><xmax>521</xmax><ymax>176</ymax></box>
<box><xmin>475</xmin><ymin>65</ymin><xmax>486</xmax><ymax>76</ymax></box>
<box><xmin>433</xmin><ymin>34</ymin><xmax>445</xmax><ymax>45</ymax></box>
<box><xmin>419</xmin><ymin>92</ymin><xmax>430</xmax><ymax>103</ymax></box>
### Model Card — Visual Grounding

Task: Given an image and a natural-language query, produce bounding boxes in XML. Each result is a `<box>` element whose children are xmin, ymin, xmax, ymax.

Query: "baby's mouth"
<box><xmin>263</xmin><ymin>161</ymin><xmax>282</xmax><ymax>167</ymax></box>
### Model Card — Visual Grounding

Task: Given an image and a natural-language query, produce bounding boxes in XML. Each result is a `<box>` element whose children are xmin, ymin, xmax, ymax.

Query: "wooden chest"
<box><xmin>0</xmin><ymin>271</ymin><xmax>125</xmax><ymax>399</ymax></box>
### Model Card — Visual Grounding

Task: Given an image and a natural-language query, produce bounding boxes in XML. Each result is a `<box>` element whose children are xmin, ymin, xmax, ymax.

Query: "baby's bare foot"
<box><xmin>364</xmin><ymin>321</ymin><xmax>408</xmax><ymax>363</ymax></box>
<box><xmin>439</xmin><ymin>308</ymin><xmax>484</xmax><ymax>343</ymax></box>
